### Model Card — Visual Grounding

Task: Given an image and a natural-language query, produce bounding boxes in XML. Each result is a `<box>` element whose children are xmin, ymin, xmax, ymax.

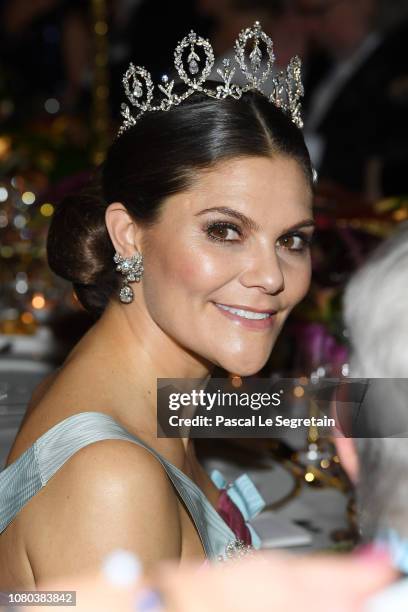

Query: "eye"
<box><xmin>205</xmin><ymin>221</ymin><xmax>242</xmax><ymax>243</ymax></box>
<box><xmin>276</xmin><ymin>232</ymin><xmax>313</xmax><ymax>252</ymax></box>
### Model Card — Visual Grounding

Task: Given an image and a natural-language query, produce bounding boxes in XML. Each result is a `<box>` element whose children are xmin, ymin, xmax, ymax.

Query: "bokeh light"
<box><xmin>40</xmin><ymin>203</ymin><xmax>54</xmax><ymax>217</ymax></box>
<box><xmin>22</xmin><ymin>191</ymin><xmax>36</xmax><ymax>205</ymax></box>
<box><xmin>32</xmin><ymin>294</ymin><xmax>46</xmax><ymax>309</ymax></box>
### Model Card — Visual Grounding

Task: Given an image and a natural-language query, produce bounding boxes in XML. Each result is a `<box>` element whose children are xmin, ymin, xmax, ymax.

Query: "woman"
<box><xmin>0</xmin><ymin>24</ymin><xmax>315</xmax><ymax>587</ymax></box>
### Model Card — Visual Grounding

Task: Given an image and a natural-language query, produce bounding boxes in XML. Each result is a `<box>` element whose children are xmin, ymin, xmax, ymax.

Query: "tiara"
<box><xmin>118</xmin><ymin>21</ymin><xmax>304</xmax><ymax>136</ymax></box>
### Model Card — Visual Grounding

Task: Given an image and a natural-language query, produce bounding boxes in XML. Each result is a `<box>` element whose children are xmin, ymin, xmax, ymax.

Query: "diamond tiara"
<box><xmin>118</xmin><ymin>21</ymin><xmax>304</xmax><ymax>137</ymax></box>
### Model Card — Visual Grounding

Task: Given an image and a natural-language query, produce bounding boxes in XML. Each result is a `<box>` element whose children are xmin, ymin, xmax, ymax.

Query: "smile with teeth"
<box><xmin>215</xmin><ymin>303</ymin><xmax>273</xmax><ymax>320</ymax></box>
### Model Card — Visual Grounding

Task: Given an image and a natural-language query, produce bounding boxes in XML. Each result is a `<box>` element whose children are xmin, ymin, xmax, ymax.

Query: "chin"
<box><xmin>217</xmin><ymin>355</ymin><xmax>270</xmax><ymax>378</ymax></box>
<box><xmin>231</xmin><ymin>365</ymin><xmax>265</xmax><ymax>377</ymax></box>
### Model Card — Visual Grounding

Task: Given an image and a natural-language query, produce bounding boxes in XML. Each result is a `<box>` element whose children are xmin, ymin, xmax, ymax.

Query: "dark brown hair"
<box><xmin>47</xmin><ymin>86</ymin><xmax>313</xmax><ymax>317</ymax></box>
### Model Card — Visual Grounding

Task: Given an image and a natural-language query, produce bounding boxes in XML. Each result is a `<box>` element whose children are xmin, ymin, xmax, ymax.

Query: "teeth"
<box><xmin>216</xmin><ymin>303</ymin><xmax>271</xmax><ymax>320</ymax></box>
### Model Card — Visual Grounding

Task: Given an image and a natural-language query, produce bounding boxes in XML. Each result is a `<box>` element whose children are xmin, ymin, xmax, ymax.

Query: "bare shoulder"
<box><xmin>54</xmin><ymin>438</ymin><xmax>176</xmax><ymax>495</ymax></box>
<box><xmin>25</xmin><ymin>439</ymin><xmax>182</xmax><ymax>582</ymax></box>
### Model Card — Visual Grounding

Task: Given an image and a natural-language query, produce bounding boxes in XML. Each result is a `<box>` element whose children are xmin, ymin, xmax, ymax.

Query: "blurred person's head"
<box><xmin>295</xmin><ymin>0</ymin><xmax>378</xmax><ymax>59</ymax></box>
<box><xmin>197</xmin><ymin>0</ymin><xmax>290</xmax><ymax>19</ymax></box>
<box><xmin>344</xmin><ymin>221</ymin><xmax>408</xmax><ymax>379</ymax></box>
<box><xmin>232</xmin><ymin>0</ymin><xmax>308</xmax><ymax>67</ymax></box>
<box><xmin>335</xmin><ymin>222</ymin><xmax>408</xmax><ymax>541</ymax></box>
<box><xmin>197</xmin><ymin>0</ymin><xmax>306</xmax><ymax>62</ymax></box>
<box><xmin>197</xmin><ymin>0</ymin><xmax>233</xmax><ymax>20</ymax></box>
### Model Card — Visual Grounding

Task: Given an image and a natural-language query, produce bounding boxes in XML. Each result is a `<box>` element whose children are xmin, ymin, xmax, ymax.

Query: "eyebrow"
<box><xmin>195</xmin><ymin>206</ymin><xmax>315</xmax><ymax>234</ymax></box>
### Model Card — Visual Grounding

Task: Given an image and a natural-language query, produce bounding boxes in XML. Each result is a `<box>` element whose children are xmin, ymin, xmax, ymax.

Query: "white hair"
<box><xmin>342</xmin><ymin>221</ymin><xmax>408</xmax><ymax>539</ymax></box>
<box><xmin>343</xmin><ymin>220</ymin><xmax>408</xmax><ymax>378</ymax></box>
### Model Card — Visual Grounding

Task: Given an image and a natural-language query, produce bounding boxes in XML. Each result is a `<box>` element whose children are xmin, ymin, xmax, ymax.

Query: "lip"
<box><xmin>215</xmin><ymin>303</ymin><xmax>277</xmax><ymax>314</ymax></box>
<box><xmin>213</xmin><ymin>302</ymin><xmax>277</xmax><ymax>330</ymax></box>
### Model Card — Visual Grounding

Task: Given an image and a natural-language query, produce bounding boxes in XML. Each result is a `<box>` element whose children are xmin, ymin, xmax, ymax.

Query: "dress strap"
<box><xmin>0</xmin><ymin>412</ymin><xmax>237</xmax><ymax>559</ymax></box>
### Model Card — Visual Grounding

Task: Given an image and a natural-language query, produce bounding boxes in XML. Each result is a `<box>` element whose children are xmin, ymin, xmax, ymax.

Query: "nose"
<box><xmin>239</xmin><ymin>247</ymin><xmax>285</xmax><ymax>295</ymax></box>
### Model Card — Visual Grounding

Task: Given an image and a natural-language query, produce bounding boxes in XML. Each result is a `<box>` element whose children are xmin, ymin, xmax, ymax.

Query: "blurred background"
<box><xmin>0</xmin><ymin>0</ymin><xmax>408</xmax><ymax>553</ymax></box>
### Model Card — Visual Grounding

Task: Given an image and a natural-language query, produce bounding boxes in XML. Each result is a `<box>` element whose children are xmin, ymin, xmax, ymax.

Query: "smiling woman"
<box><xmin>123</xmin><ymin>153</ymin><xmax>314</xmax><ymax>375</ymax></box>
<box><xmin>0</xmin><ymin>24</ymin><xmax>315</xmax><ymax>588</ymax></box>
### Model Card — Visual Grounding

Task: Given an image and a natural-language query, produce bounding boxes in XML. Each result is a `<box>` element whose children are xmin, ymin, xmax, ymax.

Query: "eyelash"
<box><xmin>277</xmin><ymin>232</ymin><xmax>314</xmax><ymax>252</ymax></box>
<box><xmin>204</xmin><ymin>221</ymin><xmax>314</xmax><ymax>252</ymax></box>
<box><xmin>205</xmin><ymin>221</ymin><xmax>242</xmax><ymax>243</ymax></box>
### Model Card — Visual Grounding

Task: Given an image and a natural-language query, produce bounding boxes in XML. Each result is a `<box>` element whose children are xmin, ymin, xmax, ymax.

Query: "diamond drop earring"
<box><xmin>113</xmin><ymin>251</ymin><xmax>144</xmax><ymax>304</ymax></box>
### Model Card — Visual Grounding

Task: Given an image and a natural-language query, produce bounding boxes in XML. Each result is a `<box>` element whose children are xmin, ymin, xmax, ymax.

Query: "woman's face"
<box><xmin>140</xmin><ymin>155</ymin><xmax>314</xmax><ymax>376</ymax></box>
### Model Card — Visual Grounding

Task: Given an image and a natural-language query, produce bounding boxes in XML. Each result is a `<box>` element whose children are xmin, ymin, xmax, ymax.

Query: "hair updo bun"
<box><xmin>47</xmin><ymin>85</ymin><xmax>313</xmax><ymax>317</ymax></box>
<box><xmin>47</xmin><ymin>181</ymin><xmax>118</xmax><ymax>316</ymax></box>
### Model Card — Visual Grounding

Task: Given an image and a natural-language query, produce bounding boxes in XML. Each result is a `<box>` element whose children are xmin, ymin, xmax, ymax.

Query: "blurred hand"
<box><xmin>156</xmin><ymin>551</ymin><xmax>396</xmax><ymax>612</ymax></box>
<box><xmin>26</xmin><ymin>548</ymin><xmax>396</xmax><ymax>612</ymax></box>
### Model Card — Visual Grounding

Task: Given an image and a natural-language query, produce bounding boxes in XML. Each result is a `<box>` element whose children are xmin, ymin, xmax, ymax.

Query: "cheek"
<box><xmin>283</xmin><ymin>255</ymin><xmax>312</xmax><ymax>305</ymax></box>
<box><xmin>171</xmin><ymin>258</ymin><xmax>202</xmax><ymax>287</ymax></box>
<box><xmin>174</xmin><ymin>256</ymin><xmax>218</xmax><ymax>289</ymax></box>
<box><xmin>144</xmin><ymin>241</ymin><xmax>231</xmax><ymax>297</ymax></box>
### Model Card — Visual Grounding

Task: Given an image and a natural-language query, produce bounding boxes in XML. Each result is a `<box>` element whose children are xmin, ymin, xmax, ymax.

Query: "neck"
<box><xmin>99</xmin><ymin>299</ymin><xmax>213</xmax><ymax>380</ymax></box>
<box><xmin>82</xmin><ymin>300</ymin><xmax>214</xmax><ymax>446</ymax></box>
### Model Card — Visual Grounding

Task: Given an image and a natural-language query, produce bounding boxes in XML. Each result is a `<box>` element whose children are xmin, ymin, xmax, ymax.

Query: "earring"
<box><xmin>113</xmin><ymin>251</ymin><xmax>144</xmax><ymax>304</ymax></box>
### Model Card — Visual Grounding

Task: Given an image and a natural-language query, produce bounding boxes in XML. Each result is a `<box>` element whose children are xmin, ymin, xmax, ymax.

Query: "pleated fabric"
<box><xmin>0</xmin><ymin>412</ymin><xmax>260</xmax><ymax>560</ymax></box>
